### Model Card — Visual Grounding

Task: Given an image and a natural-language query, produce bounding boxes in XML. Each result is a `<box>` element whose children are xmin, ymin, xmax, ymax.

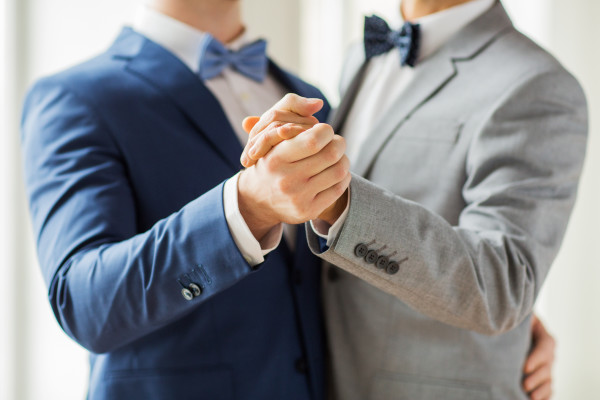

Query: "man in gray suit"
<box><xmin>240</xmin><ymin>0</ymin><xmax>585</xmax><ymax>399</ymax></box>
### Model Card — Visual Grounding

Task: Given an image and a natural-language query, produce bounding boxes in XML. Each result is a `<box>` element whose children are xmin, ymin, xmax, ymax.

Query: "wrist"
<box><xmin>318</xmin><ymin>188</ymin><xmax>348</xmax><ymax>225</ymax></box>
<box><xmin>237</xmin><ymin>169</ymin><xmax>280</xmax><ymax>241</ymax></box>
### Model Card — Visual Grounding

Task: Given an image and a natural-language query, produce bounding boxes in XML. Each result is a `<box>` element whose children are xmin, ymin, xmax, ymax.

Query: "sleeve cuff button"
<box><xmin>376</xmin><ymin>256</ymin><xmax>389</xmax><ymax>269</ymax></box>
<box><xmin>354</xmin><ymin>243</ymin><xmax>369</xmax><ymax>258</ymax></box>
<box><xmin>181</xmin><ymin>288</ymin><xmax>194</xmax><ymax>301</ymax></box>
<box><xmin>189</xmin><ymin>283</ymin><xmax>202</xmax><ymax>297</ymax></box>
<box><xmin>365</xmin><ymin>250</ymin><xmax>378</xmax><ymax>264</ymax></box>
<box><xmin>386</xmin><ymin>262</ymin><xmax>400</xmax><ymax>275</ymax></box>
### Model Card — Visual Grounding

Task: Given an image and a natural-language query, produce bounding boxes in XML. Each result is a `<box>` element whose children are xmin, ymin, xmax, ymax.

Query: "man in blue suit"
<box><xmin>21</xmin><ymin>0</ymin><xmax>554</xmax><ymax>399</ymax></box>
<box><xmin>20</xmin><ymin>0</ymin><xmax>350</xmax><ymax>399</ymax></box>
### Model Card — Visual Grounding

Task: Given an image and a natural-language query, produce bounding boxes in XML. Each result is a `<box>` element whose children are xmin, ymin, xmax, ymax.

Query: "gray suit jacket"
<box><xmin>307</xmin><ymin>2</ymin><xmax>587</xmax><ymax>399</ymax></box>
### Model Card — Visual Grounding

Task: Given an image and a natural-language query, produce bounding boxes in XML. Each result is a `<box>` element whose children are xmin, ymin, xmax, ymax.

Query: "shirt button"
<box><xmin>365</xmin><ymin>250</ymin><xmax>378</xmax><ymax>264</ymax></box>
<box><xmin>354</xmin><ymin>243</ymin><xmax>369</xmax><ymax>258</ymax></box>
<box><xmin>295</xmin><ymin>358</ymin><xmax>308</xmax><ymax>374</ymax></box>
<box><xmin>188</xmin><ymin>283</ymin><xmax>202</xmax><ymax>297</ymax></box>
<box><xmin>181</xmin><ymin>288</ymin><xmax>194</xmax><ymax>301</ymax></box>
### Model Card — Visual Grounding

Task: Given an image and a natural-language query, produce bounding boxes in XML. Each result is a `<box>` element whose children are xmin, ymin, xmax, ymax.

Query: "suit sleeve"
<box><xmin>21</xmin><ymin>78</ymin><xmax>256</xmax><ymax>354</ymax></box>
<box><xmin>306</xmin><ymin>68</ymin><xmax>588</xmax><ymax>335</ymax></box>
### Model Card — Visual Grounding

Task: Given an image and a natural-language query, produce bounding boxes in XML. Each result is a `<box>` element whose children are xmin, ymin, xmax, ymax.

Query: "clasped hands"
<box><xmin>237</xmin><ymin>94</ymin><xmax>350</xmax><ymax>241</ymax></box>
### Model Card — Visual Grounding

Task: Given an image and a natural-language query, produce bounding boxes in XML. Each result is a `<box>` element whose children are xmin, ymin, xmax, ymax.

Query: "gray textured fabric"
<box><xmin>307</xmin><ymin>2</ymin><xmax>588</xmax><ymax>400</ymax></box>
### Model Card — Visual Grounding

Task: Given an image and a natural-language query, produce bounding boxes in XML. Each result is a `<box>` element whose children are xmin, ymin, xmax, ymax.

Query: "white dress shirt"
<box><xmin>133</xmin><ymin>7</ymin><xmax>288</xmax><ymax>265</ymax></box>
<box><xmin>312</xmin><ymin>0</ymin><xmax>495</xmax><ymax>244</ymax></box>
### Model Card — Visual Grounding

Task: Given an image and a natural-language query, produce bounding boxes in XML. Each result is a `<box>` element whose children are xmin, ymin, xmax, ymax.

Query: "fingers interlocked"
<box><xmin>237</xmin><ymin>94</ymin><xmax>351</xmax><ymax>228</ymax></box>
<box><xmin>241</xmin><ymin>93</ymin><xmax>324</xmax><ymax>167</ymax></box>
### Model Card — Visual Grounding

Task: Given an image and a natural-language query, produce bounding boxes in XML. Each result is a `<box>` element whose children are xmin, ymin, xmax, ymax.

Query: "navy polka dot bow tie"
<box><xmin>198</xmin><ymin>34</ymin><xmax>268</xmax><ymax>82</ymax></box>
<box><xmin>364</xmin><ymin>15</ymin><xmax>421</xmax><ymax>67</ymax></box>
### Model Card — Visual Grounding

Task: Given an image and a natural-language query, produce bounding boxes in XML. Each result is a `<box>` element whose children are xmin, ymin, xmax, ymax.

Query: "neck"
<box><xmin>401</xmin><ymin>0</ymin><xmax>474</xmax><ymax>21</ymax></box>
<box><xmin>148</xmin><ymin>0</ymin><xmax>244</xmax><ymax>43</ymax></box>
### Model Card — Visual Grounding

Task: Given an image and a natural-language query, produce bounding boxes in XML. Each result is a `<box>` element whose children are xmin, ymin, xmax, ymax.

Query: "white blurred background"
<box><xmin>1</xmin><ymin>0</ymin><xmax>598</xmax><ymax>399</ymax></box>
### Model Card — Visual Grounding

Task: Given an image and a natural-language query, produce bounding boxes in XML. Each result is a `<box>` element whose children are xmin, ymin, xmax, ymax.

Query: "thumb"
<box><xmin>274</xmin><ymin>94</ymin><xmax>323</xmax><ymax>117</ymax></box>
<box><xmin>242</xmin><ymin>116</ymin><xmax>261</xmax><ymax>134</ymax></box>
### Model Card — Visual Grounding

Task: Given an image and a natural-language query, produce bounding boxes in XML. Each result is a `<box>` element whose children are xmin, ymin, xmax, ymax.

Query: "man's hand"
<box><xmin>238</xmin><ymin>122</ymin><xmax>351</xmax><ymax>241</ymax></box>
<box><xmin>523</xmin><ymin>315</ymin><xmax>556</xmax><ymax>400</ymax></box>
<box><xmin>240</xmin><ymin>94</ymin><xmax>351</xmax><ymax>227</ymax></box>
<box><xmin>241</xmin><ymin>93</ymin><xmax>324</xmax><ymax>168</ymax></box>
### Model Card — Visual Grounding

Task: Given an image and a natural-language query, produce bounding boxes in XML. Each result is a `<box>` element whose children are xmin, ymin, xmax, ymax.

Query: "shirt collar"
<box><xmin>132</xmin><ymin>6</ymin><xmax>254</xmax><ymax>73</ymax></box>
<box><xmin>397</xmin><ymin>0</ymin><xmax>496</xmax><ymax>62</ymax></box>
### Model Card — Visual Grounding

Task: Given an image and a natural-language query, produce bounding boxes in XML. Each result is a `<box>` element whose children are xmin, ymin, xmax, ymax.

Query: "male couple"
<box><xmin>21</xmin><ymin>0</ymin><xmax>585</xmax><ymax>399</ymax></box>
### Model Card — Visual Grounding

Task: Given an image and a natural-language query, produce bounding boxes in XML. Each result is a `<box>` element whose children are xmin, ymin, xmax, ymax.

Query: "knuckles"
<box><xmin>322</xmin><ymin>135</ymin><xmax>346</xmax><ymax>164</ymax></box>
<box><xmin>338</xmin><ymin>173</ymin><xmax>352</xmax><ymax>194</ymax></box>
<box><xmin>340</xmin><ymin>154</ymin><xmax>350</xmax><ymax>170</ymax></box>
<box><xmin>314</xmin><ymin>123</ymin><xmax>334</xmax><ymax>136</ymax></box>
<box><xmin>267</xmin><ymin>121</ymin><xmax>282</xmax><ymax>131</ymax></box>
<box><xmin>304</xmin><ymin>123</ymin><xmax>334</xmax><ymax>152</ymax></box>
<box><xmin>333</xmin><ymin>158</ymin><xmax>350</xmax><ymax>181</ymax></box>
<box><xmin>263</xmin><ymin>109</ymin><xmax>278</xmax><ymax>125</ymax></box>
<box><xmin>331</xmin><ymin>175</ymin><xmax>347</xmax><ymax>195</ymax></box>
<box><xmin>318</xmin><ymin>124</ymin><xmax>336</xmax><ymax>145</ymax></box>
<box><xmin>275</xmin><ymin>175</ymin><xmax>294</xmax><ymax>194</ymax></box>
<box><xmin>263</xmin><ymin>153</ymin><xmax>282</xmax><ymax>174</ymax></box>
<box><xmin>304</xmin><ymin>133</ymin><xmax>321</xmax><ymax>154</ymax></box>
<box><xmin>334</xmin><ymin>134</ymin><xmax>346</xmax><ymax>151</ymax></box>
<box><xmin>278</xmin><ymin>124</ymin><xmax>296</xmax><ymax>139</ymax></box>
<box><xmin>323</xmin><ymin>145</ymin><xmax>341</xmax><ymax>164</ymax></box>
<box><xmin>282</xmin><ymin>93</ymin><xmax>300</xmax><ymax>105</ymax></box>
<box><xmin>269</xmin><ymin>110</ymin><xmax>285</xmax><ymax>123</ymax></box>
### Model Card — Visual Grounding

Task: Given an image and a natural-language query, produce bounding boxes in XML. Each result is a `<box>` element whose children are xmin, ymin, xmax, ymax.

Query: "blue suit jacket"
<box><xmin>21</xmin><ymin>28</ymin><xmax>330</xmax><ymax>400</ymax></box>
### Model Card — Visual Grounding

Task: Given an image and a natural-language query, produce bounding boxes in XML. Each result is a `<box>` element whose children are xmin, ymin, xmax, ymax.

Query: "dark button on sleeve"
<box><xmin>376</xmin><ymin>255</ymin><xmax>389</xmax><ymax>270</ymax></box>
<box><xmin>188</xmin><ymin>283</ymin><xmax>202</xmax><ymax>297</ymax></box>
<box><xmin>181</xmin><ymin>288</ymin><xmax>194</xmax><ymax>301</ymax></box>
<box><xmin>365</xmin><ymin>250</ymin><xmax>378</xmax><ymax>264</ymax></box>
<box><xmin>386</xmin><ymin>261</ymin><xmax>400</xmax><ymax>275</ymax></box>
<box><xmin>354</xmin><ymin>243</ymin><xmax>369</xmax><ymax>258</ymax></box>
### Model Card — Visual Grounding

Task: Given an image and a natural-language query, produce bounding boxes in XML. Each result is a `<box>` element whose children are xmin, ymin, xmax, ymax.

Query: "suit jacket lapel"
<box><xmin>352</xmin><ymin>55</ymin><xmax>457</xmax><ymax>176</ymax></box>
<box><xmin>329</xmin><ymin>43</ymin><xmax>369</xmax><ymax>133</ymax></box>
<box><xmin>351</xmin><ymin>1</ymin><xmax>513</xmax><ymax>177</ymax></box>
<box><xmin>112</xmin><ymin>28</ymin><xmax>332</xmax><ymax>172</ymax></box>
<box><xmin>331</xmin><ymin>63</ymin><xmax>369</xmax><ymax>133</ymax></box>
<box><xmin>113</xmin><ymin>28</ymin><xmax>243</xmax><ymax>171</ymax></box>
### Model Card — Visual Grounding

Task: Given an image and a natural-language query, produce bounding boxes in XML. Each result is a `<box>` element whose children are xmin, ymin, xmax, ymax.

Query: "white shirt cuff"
<box><xmin>309</xmin><ymin>189</ymin><xmax>350</xmax><ymax>247</ymax></box>
<box><xmin>223</xmin><ymin>172</ymin><xmax>283</xmax><ymax>266</ymax></box>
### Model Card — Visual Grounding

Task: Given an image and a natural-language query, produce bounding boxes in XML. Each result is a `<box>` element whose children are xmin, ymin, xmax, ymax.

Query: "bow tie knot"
<box><xmin>199</xmin><ymin>34</ymin><xmax>268</xmax><ymax>82</ymax></box>
<box><xmin>364</xmin><ymin>15</ymin><xmax>421</xmax><ymax>67</ymax></box>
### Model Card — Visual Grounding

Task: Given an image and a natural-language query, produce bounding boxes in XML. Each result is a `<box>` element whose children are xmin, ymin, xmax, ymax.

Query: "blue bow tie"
<box><xmin>198</xmin><ymin>34</ymin><xmax>268</xmax><ymax>82</ymax></box>
<box><xmin>364</xmin><ymin>15</ymin><xmax>421</xmax><ymax>67</ymax></box>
